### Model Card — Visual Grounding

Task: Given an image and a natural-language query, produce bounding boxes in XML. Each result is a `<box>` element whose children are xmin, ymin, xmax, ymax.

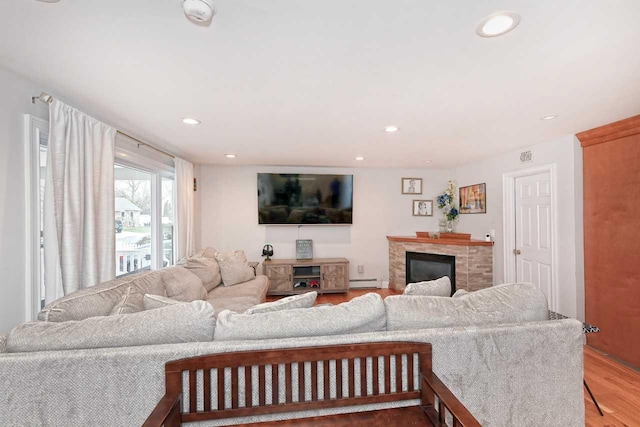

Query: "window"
<box><xmin>114</xmin><ymin>134</ymin><xmax>175</xmax><ymax>277</ymax></box>
<box><xmin>25</xmin><ymin>115</ymin><xmax>49</xmax><ymax>320</ymax></box>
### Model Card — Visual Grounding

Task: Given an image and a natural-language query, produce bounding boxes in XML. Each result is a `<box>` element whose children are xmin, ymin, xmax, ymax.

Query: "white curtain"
<box><xmin>175</xmin><ymin>157</ymin><xmax>195</xmax><ymax>261</ymax></box>
<box><xmin>43</xmin><ymin>99</ymin><xmax>116</xmax><ymax>303</ymax></box>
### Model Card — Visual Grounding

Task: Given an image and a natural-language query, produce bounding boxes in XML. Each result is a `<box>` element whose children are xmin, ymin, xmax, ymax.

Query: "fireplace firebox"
<box><xmin>406</xmin><ymin>252</ymin><xmax>456</xmax><ymax>295</ymax></box>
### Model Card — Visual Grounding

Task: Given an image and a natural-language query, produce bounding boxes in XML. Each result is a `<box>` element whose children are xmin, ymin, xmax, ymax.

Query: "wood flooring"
<box><xmin>268</xmin><ymin>288</ymin><xmax>640</xmax><ymax>425</ymax></box>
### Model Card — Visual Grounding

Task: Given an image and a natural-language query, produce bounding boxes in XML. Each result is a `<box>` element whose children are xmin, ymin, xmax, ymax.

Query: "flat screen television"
<box><xmin>258</xmin><ymin>173</ymin><xmax>353</xmax><ymax>224</ymax></box>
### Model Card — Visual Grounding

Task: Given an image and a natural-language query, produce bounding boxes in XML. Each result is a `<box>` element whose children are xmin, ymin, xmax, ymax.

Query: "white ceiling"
<box><xmin>1</xmin><ymin>0</ymin><xmax>639</xmax><ymax>168</ymax></box>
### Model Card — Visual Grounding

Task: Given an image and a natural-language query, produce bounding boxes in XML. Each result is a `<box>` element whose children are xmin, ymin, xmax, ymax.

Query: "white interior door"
<box><xmin>514</xmin><ymin>171</ymin><xmax>553</xmax><ymax>303</ymax></box>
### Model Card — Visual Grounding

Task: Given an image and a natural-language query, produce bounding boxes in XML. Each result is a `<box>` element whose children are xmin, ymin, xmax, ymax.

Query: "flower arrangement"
<box><xmin>436</xmin><ymin>180</ymin><xmax>459</xmax><ymax>222</ymax></box>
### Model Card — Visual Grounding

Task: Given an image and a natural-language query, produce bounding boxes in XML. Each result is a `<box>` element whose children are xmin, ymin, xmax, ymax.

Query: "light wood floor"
<box><xmin>269</xmin><ymin>289</ymin><xmax>640</xmax><ymax>425</ymax></box>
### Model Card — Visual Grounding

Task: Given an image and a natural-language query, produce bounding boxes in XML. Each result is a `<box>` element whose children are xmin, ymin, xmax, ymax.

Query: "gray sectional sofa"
<box><xmin>0</xmin><ymin>258</ymin><xmax>585</xmax><ymax>427</ymax></box>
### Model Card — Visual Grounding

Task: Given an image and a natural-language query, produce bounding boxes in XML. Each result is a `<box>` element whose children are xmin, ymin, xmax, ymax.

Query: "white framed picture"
<box><xmin>402</xmin><ymin>177</ymin><xmax>422</xmax><ymax>194</ymax></box>
<box><xmin>413</xmin><ymin>200</ymin><xmax>433</xmax><ymax>216</ymax></box>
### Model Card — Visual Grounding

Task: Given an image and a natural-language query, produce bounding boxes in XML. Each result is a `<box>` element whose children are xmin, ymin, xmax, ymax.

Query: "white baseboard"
<box><xmin>348</xmin><ymin>279</ymin><xmax>380</xmax><ymax>289</ymax></box>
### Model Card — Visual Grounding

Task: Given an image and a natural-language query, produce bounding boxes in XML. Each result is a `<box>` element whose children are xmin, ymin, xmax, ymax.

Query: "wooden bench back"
<box><xmin>160</xmin><ymin>342</ymin><xmax>431</xmax><ymax>424</ymax></box>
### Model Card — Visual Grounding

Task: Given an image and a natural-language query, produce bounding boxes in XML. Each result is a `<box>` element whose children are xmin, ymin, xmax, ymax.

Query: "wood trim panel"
<box><xmin>387</xmin><ymin>235</ymin><xmax>493</xmax><ymax>246</ymax></box>
<box><xmin>576</xmin><ymin>114</ymin><xmax>640</xmax><ymax>147</ymax></box>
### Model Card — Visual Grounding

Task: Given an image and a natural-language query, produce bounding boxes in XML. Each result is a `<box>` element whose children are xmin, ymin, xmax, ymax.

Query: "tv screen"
<box><xmin>258</xmin><ymin>173</ymin><xmax>353</xmax><ymax>224</ymax></box>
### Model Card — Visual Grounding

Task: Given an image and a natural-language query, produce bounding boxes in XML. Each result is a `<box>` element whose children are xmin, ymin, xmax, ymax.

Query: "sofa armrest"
<box><xmin>0</xmin><ymin>335</ymin><xmax>7</xmax><ymax>354</ymax></box>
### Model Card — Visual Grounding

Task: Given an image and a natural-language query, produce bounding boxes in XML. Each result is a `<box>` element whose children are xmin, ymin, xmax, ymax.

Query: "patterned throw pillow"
<box><xmin>214</xmin><ymin>250</ymin><xmax>255</xmax><ymax>286</ymax></box>
<box><xmin>245</xmin><ymin>292</ymin><xmax>317</xmax><ymax>315</ymax></box>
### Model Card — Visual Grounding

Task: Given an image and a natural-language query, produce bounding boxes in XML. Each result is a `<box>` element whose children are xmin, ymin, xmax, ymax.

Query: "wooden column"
<box><xmin>577</xmin><ymin>115</ymin><xmax>640</xmax><ymax>368</ymax></box>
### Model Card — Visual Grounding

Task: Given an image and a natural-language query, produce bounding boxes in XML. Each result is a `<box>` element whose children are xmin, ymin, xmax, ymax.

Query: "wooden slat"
<box><xmin>272</xmin><ymin>364</ymin><xmax>279</xmax><ymax>405</ymax></box>
<box><xmin>323</xmin><ymin>360</ymin><xmax>330</xmax><ymax>401</ymax></box>
<box><xmin>298</xmin><ymin>362</ymin><xmax>305</xmax><ymax>403</ymax></box>
<box><xmin>408</xmin><ymin>353</ymin><xmax>415</xmax><ymax>391</ymax></box>
<box><xmin>372</xmin><ymin>356</ymin><xmax>379</xmax><ymax>395</ymax></box>
<box><xmin>384</xmin><ymin>355</ymin><xmax>391</xmax><ymax>394</ymax></box>
<box><xmin>310</xmin><ymin>361</ymin><xmax>318</xmax><ymax>401</ymax></box>
<box><xmin>395</xmin><ymin>354</ymin><xmax>403</xmax><ymax>393</ymax></box>
<box><xmin>336</xmin><ymin>359</ymin><xmax>343</xmax><ymax>398</ymax></box>
<box><xmin>348</xmin><ymin>358</ymin><xmax>355</xmax><ymax>398</ymax></box>
<box><xmin>189</xmin><ymin>370</ymin><xmax>197</xmax><ymax>413</ymax></box>
<box><xmin>203</xmin><ymin>369</ymin><xmax>211</xmax><ymax>412</ymax></box>
<box><xmin>245</xmin><ymin>366</ymin><xmax>252</xmax><ymax>408</ymax></box>
<box><xmin>231</xmin><ymin>367</ymin><xmax>239</xmax><ymax>409</ymax></box>
<box><xmin>217</xmin><ymin>368</ymin><xmax>224</xmax><ymax>410</ymax></box>
<box><xmin>285</xmin><ymin>363</ymin><xmax>293</xmax><ymax>404</ymax></box>
<box><xmin>360</xmin><ymin>357</ymin><xmax>367</xmax><ymax>397</ymax></box>
<box><xmin>258</xmin><ymin>365</ymin><xmax>266</xmax><ymax>406</ymax></box>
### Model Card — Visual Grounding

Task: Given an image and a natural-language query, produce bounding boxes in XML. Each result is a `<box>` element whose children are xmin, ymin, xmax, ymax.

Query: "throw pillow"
<box><xmin>404</xmin><ymin>276</ymin><xmax>451</xmax><ymax>297</ymax></box>
<box><xmin>109</xmin><ymin>286</ymin><xmax>144</xmax><ymax>315</ymax></box>
<box><xmin>143</xmin><ymin>294</ymin><xmax>182</xmax><ymax>310</ymax></box>
<box><xmin>177</xmin><ymin>255</ymin><xmax>222</xmax><ymax>292</ymax></box>
<box><xmin>6</xmin><ymin>301</ymin><xmax>216</xmax><ymax>353</ymax></box>
<box><xmin>215</xmin><ymin>250</ymin><xmax>255</xmax><ymax>286</ymax></box>
<box><xmin>162</xmin><ymin>266</ymin><xmax>208</xmax><ymax>301</ymax></box>
<box><xmin>214</xmin><ymin>292</ymin><xmax>386</xmax><ymax>341</ymax></box>
<box><xmin>245</xmin><ymin>292</ymin><xmax>317</xmax><ymax>315</ymax></box>
<box><xmin>452</xmin><ymin>289</ymin><xmax>469</xmax><ymax>298</ymax></box>
<box><xmin>385</xmin><ymin>282</ymin><xmax>549</xmax><ymax>331</ymax></box>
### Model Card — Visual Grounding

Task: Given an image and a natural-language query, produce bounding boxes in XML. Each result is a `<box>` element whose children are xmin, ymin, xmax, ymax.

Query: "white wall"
<box><xmin>0</xmin><ymin>66</ymin><xmax>48</xmax><ymax>333</ymax></box>
<box><xmin>199</xmin><ymin>166</ymin><xmax>451</xmax><ymax>284</ymax></box>
<box><xmin>452</xmin><ymin>135</ymin><xmax>585</xmax><ymax>319</ymax></box>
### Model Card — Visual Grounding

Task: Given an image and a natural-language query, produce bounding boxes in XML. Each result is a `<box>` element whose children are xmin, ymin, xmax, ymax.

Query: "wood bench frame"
<box><xmin>143</xmin><ymin>342</ymin><xmax>480</xmax><ymax>426</ymax></box>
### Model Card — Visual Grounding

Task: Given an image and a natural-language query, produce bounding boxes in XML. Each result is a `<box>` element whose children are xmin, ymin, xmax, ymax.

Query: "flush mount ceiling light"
<box><xmin>355</xmin><ymin>156</ymin><xmax>365</xmax><ymax>161</ymax></box>
<box><xmin>225</xmin><ymin>154</ymin><xmax>237</xmax><ymax>158</ymax></box>
<box><xmin>384</xmin><ymin>126</ymin><xmax>400</xmax><ymax>133</ymax></box>
<box><xmin>425</xmin><ymin>160</ymin><xmax>433</xmax><ymax>163</ymax></box>
<box><xmin>182</xmin><ymin>118</ymin><xmax>201</xmax><ymax>125</ymax></box>
<box><xmin>476</xmin><ymin>12</ymin><xmax>520</xmax><ymax>38</ymax></box>
<box><xmin>36</xmin><ymin>0</ymin><xmax>60</xmax><ymax>3</ymax></box>
<box><xmin>183</xmin><ymin>0</ymin><xmax>216</xmax><ymax>23</ymax></box>
<box><xmin>540</xmin><ymin>114</ymin><xmax>558</xmax><ymax>121</ymax></box>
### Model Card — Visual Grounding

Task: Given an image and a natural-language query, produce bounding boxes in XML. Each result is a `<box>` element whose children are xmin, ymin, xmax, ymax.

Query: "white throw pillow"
<box><xmin>215</xmin><ymin>293</ymin><xmax>386</xmax><ymax>341</ymax></box>
<box><xmin>452</xmin><ymin>289</ymin><xmax>469</xmax><ymax>298</ymax></box>
<box><xmin>245</xmin><ymin>292</ymin><xmax>317</xmax><ymax>315</ymax></box>
<box><xmin>215</xmin><ymin>250</ymin><xmax>255</xmax><ymax>286</ymax></box>
<box><xmin>143</xmin><ymin>294</ymin><xmax>182</xmax><ymax>310</ymax></box>
<box><xmin>404</xmin><ymin>276</ymin><xmax>451</xmax><ymax>297</ymax></box>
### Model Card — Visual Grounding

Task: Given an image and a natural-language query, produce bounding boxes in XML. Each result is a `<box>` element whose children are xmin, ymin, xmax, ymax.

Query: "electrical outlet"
<box><xmin>357</xmin><ymin>265</ymin><xmax>364</xmax><ymax>274</ymax></box>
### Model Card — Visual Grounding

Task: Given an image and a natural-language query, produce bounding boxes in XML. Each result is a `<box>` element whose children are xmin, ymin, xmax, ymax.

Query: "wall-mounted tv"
<box><xmin>258</xmin><ymin>173</ymin><xmax>353</xmax><ymax>225</ymax></box>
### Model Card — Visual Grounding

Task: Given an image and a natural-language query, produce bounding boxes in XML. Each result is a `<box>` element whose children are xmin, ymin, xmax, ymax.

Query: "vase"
<box><xmin>438</xmin><ymin>219</ymin><xmax>447</xmax><ymax>233</ymax></box>
<box><xmin>446</xmin><ymin>220</ymin><xmax>454</xmax><ymax>233</ymax></box>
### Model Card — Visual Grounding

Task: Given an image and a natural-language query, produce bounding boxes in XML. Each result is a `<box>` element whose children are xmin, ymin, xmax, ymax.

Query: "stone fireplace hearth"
<box><xmin>387</xmin><ymin>235</ymin><xmax>493</xmax><ymax>292</ymax></box>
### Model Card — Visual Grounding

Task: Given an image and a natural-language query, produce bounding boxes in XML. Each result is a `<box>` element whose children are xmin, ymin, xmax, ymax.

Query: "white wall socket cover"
<box><xmin>357</xmin><ymin>265</ymin><xmax>364</xmax><ymax>273</ymax></box>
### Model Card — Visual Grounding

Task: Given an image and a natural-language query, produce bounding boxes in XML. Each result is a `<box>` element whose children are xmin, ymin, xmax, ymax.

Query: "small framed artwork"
<box><xmin>459</xmin><ymin>183</ymin><xmax>486</xmax><ymax>214</ymax></box>
<box><xmin>402</xmin><ymin>177</ymin><xmax>422</xmax><ymax>194</ymax></box>
<box><xmin>413</xmin><ymin>200</ymin><xmax>433</xmax><ymax>216</ymax></box>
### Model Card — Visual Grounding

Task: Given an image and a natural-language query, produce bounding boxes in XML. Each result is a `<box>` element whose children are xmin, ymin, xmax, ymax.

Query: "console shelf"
<box><xmin>262</xmin><ymin>258</ymin><xmax>349</xmax><ymax>295</ymax></box>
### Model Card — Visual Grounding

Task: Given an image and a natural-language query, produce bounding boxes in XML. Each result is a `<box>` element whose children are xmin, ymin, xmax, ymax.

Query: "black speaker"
<box><xmin>262</xmin><ymin>244</ymin><xmax>274</xmax><ymax>261</ymax></box>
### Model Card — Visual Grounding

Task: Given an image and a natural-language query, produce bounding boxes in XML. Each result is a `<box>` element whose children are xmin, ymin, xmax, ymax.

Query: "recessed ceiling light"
<box><xmin>225</xmin><ymin>154</ymin><xmax>237</xmax><ymax>158</ymax></box>
<box><xmin>425</xmin><ymin>160</ymin><xmax>433</xmax><ymax>163</ymax></box>
<box><xmin>384</xmin><ymin>126</ymin><xmax>400</xmax><ymax>133</ymax></box>
<box><xmin>355</xmin><ymin>156</ymin><xmax>365</xmax><ymax>161</ymax></box>
<box><xmin>182</xmin><ymin>118</ymin><xmax>201</xmax><ymax>125</ymax></box>
<box><xmin>540</xmin><ymin>114</ymin><xmax>558</xmax><ymax>121</ymax></box>
<box><xmin>476</xmin><ymin>12</ymin><xmax>520</xmax><ymax>38</ymax></box>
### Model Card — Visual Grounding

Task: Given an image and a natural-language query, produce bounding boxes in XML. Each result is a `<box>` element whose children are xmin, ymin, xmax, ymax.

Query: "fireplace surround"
<box><xmin>387</xmin><ymin>235</ymin><xmax>493</xmax><ymax>292</ymax></box>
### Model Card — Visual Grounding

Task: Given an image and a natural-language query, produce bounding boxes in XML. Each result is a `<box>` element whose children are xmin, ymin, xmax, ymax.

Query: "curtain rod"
<box><xmin>31</xmin><ymin>92</ymin><xmax>176</xmax><ymax>159</ymax></box>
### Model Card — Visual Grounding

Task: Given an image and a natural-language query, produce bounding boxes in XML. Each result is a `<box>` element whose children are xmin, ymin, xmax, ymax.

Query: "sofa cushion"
<box><xmin>206</xmin><ymin>296</ymin><xmax>257</xmax><ymax>314</ymax></box>
<box><xmin>385</xmin><ymin>282</ymin><xmax>549</xmax><ymax>331</ymax></box>
<box><xmin>404</xmin><ymin>276</ymin><xmax>451</xmax><ymax>297</ymax></box>
<box><xmin>207</xmin><ymin>275</ymin><xmax>268</xmax><ymax>300</ymax></box>
<box><xmin>214</xmin><ymin>292</ymin><xmax>386</xmax><ymax>341</ymax></box>
<box><xmin>161</xmin><ymin>266</ymin><xmax>207</xmax><ymax>302</ymax></box>
<box><xmin>109</xmin><ymin>286</ymin><xmax>144</xmax><ymax>315</ymax></box>
<box><xmin>143</xmin><ymin>294</ymin><xmax>182</xmax><ymax>310</ymax></box>
<box><xmin>177</xmin><ymin>255</ymin><xmax>222</xmax><ymax>292</ymax></box>
<box><xmin>215</xmin><ymin>250</ymin><xmax>255</xmax><ymax>286</ymax></box>
<box><xmin>0</xmin><ymin>335</ymin><xmax>6</xmax><ymax>353</ymax></box>
<box><xmin>245</xmin><ymin>292</ymin><xmax>317</xmax><ymax>315</ymax></box>
<box><xmin>192</xmin><ymin>247</ymin><xmax>217</xmax><ymax>260</ymax></box>
<box><xmin>6</xmin><ymin>301</ymin><xmax>215</xmax><ymax>353</ymax></box>
<box><xmin>452</xmin><ymin>289</ymin><xmax>469</xmax><ymax>298</ymax></box>
<box><xmin>37</xmin><ymin>270</ymin><xmax>166</xmax><ymax>322</ymax></box>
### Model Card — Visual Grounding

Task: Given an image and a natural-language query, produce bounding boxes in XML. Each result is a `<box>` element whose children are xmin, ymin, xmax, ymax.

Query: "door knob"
<box><xmin>513</xmin><ymin>249</ymin><xmax>522</xmax><ymax>255</ymax></box>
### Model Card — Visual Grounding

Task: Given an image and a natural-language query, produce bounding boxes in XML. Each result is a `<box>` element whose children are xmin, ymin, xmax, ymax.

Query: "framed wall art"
<box><xmin>459</xmin><ymin>183</ymin><xmax>486</xmax><ymax>214</ymax></box>
<box><xmin>412</xmin><ymin>200</ymin><xmax>433</xmax><ymax>216</ymax></box>
<box><xmin>402</xmin><ymin>177</ymin><xmax>422</xmax><ymax>194</ymax></box>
